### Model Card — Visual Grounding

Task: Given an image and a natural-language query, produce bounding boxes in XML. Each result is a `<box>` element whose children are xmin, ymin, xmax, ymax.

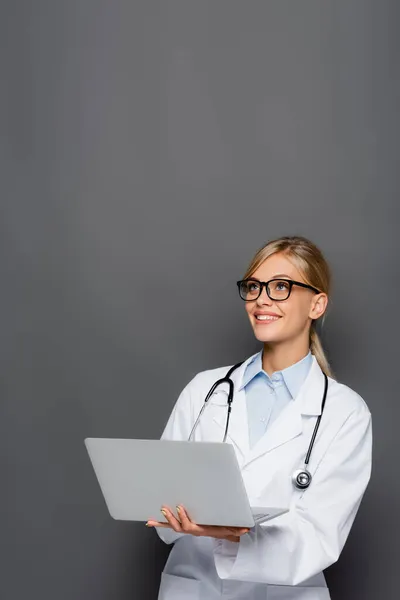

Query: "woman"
<box><xmin>147</xmin><ymin>236</ymin><xmax>372</xmax><ymax>600</ymax></box>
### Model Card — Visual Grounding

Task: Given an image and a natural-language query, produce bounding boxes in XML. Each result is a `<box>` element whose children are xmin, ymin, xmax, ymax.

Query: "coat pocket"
<box><xmin>267</xmin><ymin>585</ymin><xmax>331</xmax><ymax>600</ymax></box>
<box><xmin>158</xmin><ymin>572</ymin><xmax>200</xmax><ymax>600</ymax></box>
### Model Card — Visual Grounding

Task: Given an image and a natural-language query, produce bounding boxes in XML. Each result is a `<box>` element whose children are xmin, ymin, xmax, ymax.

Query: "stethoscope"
<box><xmin>188</xmin><ymin>361</ymin><xmax>329</xmax><ymax>490</ymax></box>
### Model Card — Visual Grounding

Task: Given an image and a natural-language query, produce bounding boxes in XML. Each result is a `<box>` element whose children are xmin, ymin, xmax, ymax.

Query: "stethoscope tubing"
<box><xmin>188</xmin><ymin>360</ymin><xmax>328</xmax><ymax>490</ymax></box>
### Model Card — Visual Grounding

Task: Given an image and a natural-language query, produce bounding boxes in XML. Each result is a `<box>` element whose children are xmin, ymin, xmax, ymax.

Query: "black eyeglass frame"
<box><xmin>236</xmin><ymin>278</ymin><xmax>321</xmax><ymax>302</ymax></box>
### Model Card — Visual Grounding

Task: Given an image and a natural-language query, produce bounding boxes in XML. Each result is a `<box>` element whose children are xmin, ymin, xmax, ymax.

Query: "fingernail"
<box><xmin>145</xmin><ymin>522</ymin><xmax>152</xmax><ymax>527</ymax></box>
<box><xmin>161</xmin><ymin>509</ymin><xmax>167</xmax><ymax>516</ymax></box>
<box><xmin>176</xmin><ymin>505</ymin><xmax>181</xmax><ymax>513</ymax></box>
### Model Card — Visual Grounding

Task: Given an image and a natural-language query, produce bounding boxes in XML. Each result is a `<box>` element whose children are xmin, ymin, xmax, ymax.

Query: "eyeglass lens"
<box><xmin>239</xmin><ymin>279</ymin><xmax>291</xmax><ymax>301</ymax></box>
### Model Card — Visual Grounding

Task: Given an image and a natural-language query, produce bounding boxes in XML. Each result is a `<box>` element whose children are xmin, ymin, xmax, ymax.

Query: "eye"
<box><xmin>240</xmin><ymin>280</ymin><xmax>260</xmax><ymax>297</ymax></box>
<box><xmin>247</xmin><ymin>281</ymin><xmax>260</xmax><ymax>292</ymax></box>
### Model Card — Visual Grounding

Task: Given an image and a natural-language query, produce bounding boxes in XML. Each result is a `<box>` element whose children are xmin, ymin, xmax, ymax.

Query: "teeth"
<box><xmin>256</xmin><ymin>315</ymin><xmax>279</xmax><ymax>321</ymax></box>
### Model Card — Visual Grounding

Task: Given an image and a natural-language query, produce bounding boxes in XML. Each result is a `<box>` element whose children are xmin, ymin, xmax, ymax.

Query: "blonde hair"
<box><xmin>243</xmin><ymin>236</ymin><xmax>334</xmax><ymax>378</ymax></box>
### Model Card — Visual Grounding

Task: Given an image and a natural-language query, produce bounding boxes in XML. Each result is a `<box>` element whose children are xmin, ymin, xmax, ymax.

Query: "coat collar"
<box><xmin>298</xmin><ymin>355</ymin><xmax>327</xmax><ymax>416</ymax></box>
<box><xmin>211</xmin><ymin>354</ymin><xmax>327</xmax><ymax>463</ymax></box>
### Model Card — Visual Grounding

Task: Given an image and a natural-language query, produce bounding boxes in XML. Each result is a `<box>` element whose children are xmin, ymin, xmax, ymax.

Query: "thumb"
<box><xmin>227</xmin><ymin>527</ymin><xmax>249</xmax><ymax>536</ymax></box>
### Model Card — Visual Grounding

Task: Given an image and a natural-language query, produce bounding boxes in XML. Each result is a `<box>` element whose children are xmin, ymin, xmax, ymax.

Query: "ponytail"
<box><xmin>310</xmin><ymin>325</ymin><xmax>334</xmax><ymax>379</ymax></box>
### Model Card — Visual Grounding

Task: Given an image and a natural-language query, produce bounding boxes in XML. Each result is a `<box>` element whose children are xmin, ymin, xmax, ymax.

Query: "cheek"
<box><xmin>245</xmin><ymin>304</ymin><xmax>252</xmax><ymax>318</ymax></box>
<box><xmin>278</xmin><ymin>296</ymin><xmax>303</xmax><ymax>319</ymax></box>
<box><xmin>284</xmin><ymin>303</ymin><xmax>310</xmax><ymax>330</ymax></box>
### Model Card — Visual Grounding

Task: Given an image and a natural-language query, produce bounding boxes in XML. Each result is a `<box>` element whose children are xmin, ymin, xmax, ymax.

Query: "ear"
<box><xmin>309</xmin><ymin>293</ymin><xmax>328</xmax><ymax>321</ymax></box>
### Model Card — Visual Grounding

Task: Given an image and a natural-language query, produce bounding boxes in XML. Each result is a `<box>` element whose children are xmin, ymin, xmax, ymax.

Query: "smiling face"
<box><xmin>244</xmin><ymin>252</ymin><xmax>328</xmax><ymax>346</ymax></box>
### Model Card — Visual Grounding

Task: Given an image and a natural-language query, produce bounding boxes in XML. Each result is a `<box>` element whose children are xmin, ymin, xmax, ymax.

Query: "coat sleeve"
<box><xmin>213</xmin><ymin>403</ymin><xmax>372</xmax><ymax>586</ymax></box>
<box><xmin>154</xmin><ymin>374</ymin><xmax>200</xmax><ymax>546</ymax></box>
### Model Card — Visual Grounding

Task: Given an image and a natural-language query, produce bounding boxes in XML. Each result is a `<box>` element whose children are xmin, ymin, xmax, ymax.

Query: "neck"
<box><xmin>262</xmin><ymin>337</ymin><xmax>310</xmax><ymax>376</ymax></box>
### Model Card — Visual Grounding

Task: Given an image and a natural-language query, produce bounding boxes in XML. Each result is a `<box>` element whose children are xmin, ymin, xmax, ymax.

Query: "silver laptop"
<box><xmin>85</xmin><ymin>438</ymin><xmax>288</xmax><ymax>528</ymax></box>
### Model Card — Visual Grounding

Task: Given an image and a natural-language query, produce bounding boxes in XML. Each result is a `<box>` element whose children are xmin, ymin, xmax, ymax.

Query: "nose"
<box><xmin>256</xmin><ymin>285</ymin><xmax>273</xmax><ymax>306</ymax></box>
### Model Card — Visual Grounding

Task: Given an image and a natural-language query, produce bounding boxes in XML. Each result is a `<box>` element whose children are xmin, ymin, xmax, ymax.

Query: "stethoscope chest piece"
<box><xmin>292</xmin><ymin>469</ymin><xmax>312</xmax><ymax>490</ymax></box>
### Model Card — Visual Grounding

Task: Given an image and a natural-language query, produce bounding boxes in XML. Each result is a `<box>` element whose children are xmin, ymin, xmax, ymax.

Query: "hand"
<box><xmin>146</xmin><ymin>505</ymin><xmax>250</xmax><ymax>543</ymax></box>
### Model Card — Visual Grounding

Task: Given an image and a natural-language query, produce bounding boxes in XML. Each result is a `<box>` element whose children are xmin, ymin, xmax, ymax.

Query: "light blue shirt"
<box><xmin>240</xmin><ymin>350</ymin><xmax>313</xmax><ymax>449</ymax></box>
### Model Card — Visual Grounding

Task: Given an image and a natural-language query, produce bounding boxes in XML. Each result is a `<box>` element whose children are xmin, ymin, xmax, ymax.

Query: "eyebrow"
<box><xmin>250</xmin><ymin>273</ymin><xmax>293</xmax><ymax>280</ymax></box>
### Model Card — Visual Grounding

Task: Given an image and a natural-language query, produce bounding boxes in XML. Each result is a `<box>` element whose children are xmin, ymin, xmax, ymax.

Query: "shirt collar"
<box><xmin>239</xmin><ymin>351</ymin><xmax>263</xmax><ymax>390</ymax></box>
<box><xmin>239</xmin><ymin>349</ymin><xmax>313</xmax><ymax>399</ymax></box>
<box><xmin>282</xmin><ymin>351</ymin><xmax>313</xmax><ymax>398</ymax></box>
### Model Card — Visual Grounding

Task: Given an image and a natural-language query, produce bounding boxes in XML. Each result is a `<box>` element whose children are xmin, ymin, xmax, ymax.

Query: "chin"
<box><xmin>252</xmin><ymin>329</ymin><xmax>282</xmax><ymax>344</ymax></box>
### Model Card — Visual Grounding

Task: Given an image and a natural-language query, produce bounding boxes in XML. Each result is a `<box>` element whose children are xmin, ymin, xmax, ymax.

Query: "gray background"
<box><xmin>1</xmin><ymin>1</ymin><xmax>398</xmax><ymax>599</ymax></box>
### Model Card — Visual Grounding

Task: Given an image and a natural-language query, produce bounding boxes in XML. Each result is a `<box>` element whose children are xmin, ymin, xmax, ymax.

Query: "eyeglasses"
<box><xmin>236</xmin><ymin>278</ymin><xmax>321</xmax><ymax>302</ymax></box>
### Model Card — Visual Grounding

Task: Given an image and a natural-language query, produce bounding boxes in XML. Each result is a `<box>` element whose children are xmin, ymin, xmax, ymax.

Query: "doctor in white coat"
<box><xmin>146</xmin><ymin>235</ymin><xmax>372</xmax><ymax>600</ymax></box>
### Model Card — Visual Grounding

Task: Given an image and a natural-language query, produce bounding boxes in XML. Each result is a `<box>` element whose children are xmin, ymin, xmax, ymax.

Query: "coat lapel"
<box><xmin>244</xmin><ymin>400</ymin><xmax>303</xmax><ymax>465</ymax></box>
<box><xmin>211</xmin><ymin>355</ymin><xmax>257</xmax><ymax>458</ymax></box>
<box><xmin>243</xmin><ymin>356</ymin><xmax>327</xmax><ymax>466</ymax></box>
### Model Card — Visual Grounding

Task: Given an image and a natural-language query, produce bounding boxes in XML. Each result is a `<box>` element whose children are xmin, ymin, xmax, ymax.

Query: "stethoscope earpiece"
<box><xmin>292</xmin><ymin>469</ymin><xmax>312</xmax><ymax>490</ymax></box>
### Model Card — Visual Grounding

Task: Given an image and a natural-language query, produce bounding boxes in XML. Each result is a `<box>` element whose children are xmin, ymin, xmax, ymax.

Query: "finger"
<box><xmin>176</xmin><ymin>505</ymin><xmax>198</xmax><ymax>534</ymax></box>
<box><xmin>161</xmin><ymin>506</ymin><xmax>183</xmax><ymax>532</ymax></box>
<box><xmin>212</xmin><ymin>527</ymin><xmax>246</xmax><ymax>539</ymax></box>
<box><xmin>227</xmin><ymin>527</ymin><xmax>250</xmax><ymax>536</ymax></box>
<box><xmin>177</xmin><ymin>505</ymin><xmax>210</xmax><ymax>536</ymax></box>
<box><xmin>146</xmin><ymin>520</ymin><xmax>172</xmax><ymax>528</ymax></box>
<box><xmin>207</xmin><ymin>527</ymin><xmax>249</xmax><ymax>540</ymax></box>
<box><xmin>176</xmin><ymin>505</ymin><xmax>192</xmax><ymax>525</ymax></box>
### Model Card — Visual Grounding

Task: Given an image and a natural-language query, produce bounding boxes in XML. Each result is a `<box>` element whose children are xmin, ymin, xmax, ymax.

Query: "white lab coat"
<box><xmin>156</xmin><ymin>353</ymin><xmax>372</xmax><ymax>600</ymax></box>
